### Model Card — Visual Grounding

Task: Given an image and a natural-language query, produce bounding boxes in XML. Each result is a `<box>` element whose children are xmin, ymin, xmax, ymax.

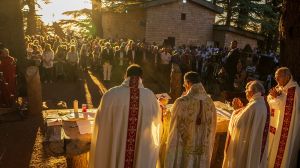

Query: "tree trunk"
<box><xmin>0</xmin><ymin>0</ymin><xmax>26</xmax><ymax>64</ymax></box>
<box><xmin>92</xmin><ymin>0</ymin><xmax>103</xmax><ymax>37</ymax></box>
<box><xmin>0</xmin><ymin>0</ymin><xmax>26</xmax><ymax>96</ymax></box>
<box><xmin>236</xmin><ymin>1</ymin><xmax>249</xmax><ymax>29</ymax></box>
<box><xmin>27</xmin><ymin>0</ymin><xmax>37</xmax><ymax>35</ymax></box>
<box><xmin>279</xmin><ymin>0</ymin><xmax>300</xmax><ymax>82</ymax></box>
<box><xmin>225</xmin><ymin>0</ymin><xmax>232</xmax><ymax>26</ymax></box>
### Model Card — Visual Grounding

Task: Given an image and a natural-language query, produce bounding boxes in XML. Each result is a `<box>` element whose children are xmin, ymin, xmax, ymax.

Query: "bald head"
<box><xmin>245</xmin><ymin>80</ymin><xmax>265</xmax><ymax>100</ymax></box>
<box><xmin>275</xmin><ymin>67</ymin><xmax>292</xmax><ymax>87</ymax></box>
<box><xmin>248</xmin><ymin>81</ymin><xmax>265</xmax><ymax>94</ymax></box>
<box><xmin>276</xmin><ymin>67</ymin><xmax>291</xmax><ymax>78</ymax></box>
<box><xmin>0</xmin><ymin>48</ymin><xmax>9</xmax><ymax>58</ymax></box>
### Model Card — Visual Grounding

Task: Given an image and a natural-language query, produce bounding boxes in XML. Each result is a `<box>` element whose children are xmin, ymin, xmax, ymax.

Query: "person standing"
<box><xmin>160</xmin><ymin>48</ymin><xmax>172</xmax><ymax>74</ymax></box>
<box><xmin>101</xmin><ymin>42</ymin><xmax>113</xmax><ymax>81</ymax></box>
<box><xmin>267</xmin><ymin>67</ymin><xmax>300</xmax><ymax>168</ymax></box>
<box><xmin>223</xmin><ymin>41</ymin><xmax>240</xmax><ymax>91</ymax></box>
<box><xmin>42</xmin><ymin>44</ymin><xmax>54</xmax><ymax>83</ymax></box>
<box><xmin>164</xmin><ymin>71</ymin><xmax>216</xmax><ymax>168</ymax></box>
<box><xmin>169</xmin><ymin>53</ymin><xmax>182</xmax><ymax>101</ymax></box>
<box><xmin>0</xmin><ymin>47</ymin><xmax>16</xmax><ymax>106</ymax></box>
<box><xmin>89</xmin><ymin>64</ymin><xmax>162</xmax><ymax>168</ymax></box>
<box><xmin>30</xmin><ymin>45</ymin><xmax>42</xmax><ymax>67</ymax></box>
<box><xmin>223</xmin><ymin>80</ymin><xmax>270</xmax><ymax>168</ymax></box>
<box><xmin>79</xmin><ymin>44</ymin><xmax>89</xmax><ymax>71</ymax></box>
<box><xmin>66</xmin><ymin>45</ymin><xmax>79</xmax><ymax>81</ymax></box>
<box><xmin>54</xmin><ymin>45</ymin><xmax>67</xmax><ymax>80</ymax></box>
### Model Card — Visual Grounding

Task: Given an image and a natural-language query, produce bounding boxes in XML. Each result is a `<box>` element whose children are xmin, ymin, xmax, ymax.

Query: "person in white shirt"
<box><xmin>42</xmin><ymin>44</ymin><xmax>54</xmax><ymax>83</ymax></box>
<box><xmin>79</xmin><ymin>44</ymin><xmax>89</xmax><ymax>71</ymax></box>
<box><xmin>66</xmin><ymin>45</ymin><xmax>79</xmax><ymax>81</ymax></box>
<box><xmin>160</xmin><ymin>48</ymin><xmax>172</xmax><ymax>79</ymax></box>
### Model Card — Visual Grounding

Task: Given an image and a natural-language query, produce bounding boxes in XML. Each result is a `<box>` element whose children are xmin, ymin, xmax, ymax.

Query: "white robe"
<box><xmin>223</xmin><ymin>93</ymin><xmax>269</xmax><ymax>168</ymax></box>
<box><xmin>164</xmin><ymin>83</ymin><xmax>217</xmax><ymax>168</ymax></box>
<box><xmin>267</xmin><ymin>79</ymin><xmax>300</xmax><ymax>168</ymax></box>
<box><xmin>89</xmin><ymin>77</ymin><xmax>162</xmax><ymax>168</ymax></box>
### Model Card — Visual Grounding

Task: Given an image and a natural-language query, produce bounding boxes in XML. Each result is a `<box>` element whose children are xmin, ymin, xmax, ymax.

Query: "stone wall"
<box><xmin>145</xmin><ymin>1</ymin><xmax>216</xmax><ymax>46</ymax></box>
<box><xmin>214</xmin><ymin>30</ymin><xmax>258</xmax><ymax>49</ymax></box>
<box><xmin>224</xmin><ymin>32</ymin><xmax>258</xmax><ymax>49</ymax></box>
<box><xmin>102</xmin><ymin>9</ymin><xmax>146</xmax><ymax>40</ymax></box>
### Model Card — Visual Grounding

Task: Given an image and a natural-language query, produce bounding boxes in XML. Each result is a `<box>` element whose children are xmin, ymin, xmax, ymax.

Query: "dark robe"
<box><xmin>224</xmin><ymin>48</ymin><xmax>240</xmax><ymax>91</ymax></box>
<box><xmin>0</xmin><ymin>55</ymin><xmax>16</xmax><ymax>106</ymax></box>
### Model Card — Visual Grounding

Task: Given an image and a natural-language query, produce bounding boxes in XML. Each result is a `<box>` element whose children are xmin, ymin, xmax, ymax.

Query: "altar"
<box><xmin>42</xmin><ymin>101</ymin><xmax>233</xmax><ymax>168</ymax></box>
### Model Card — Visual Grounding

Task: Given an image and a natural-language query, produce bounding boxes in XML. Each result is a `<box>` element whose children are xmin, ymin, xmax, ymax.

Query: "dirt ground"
<box><xmin>0</xmin><ymin>64</ymin><xmax>169</xmax><ymax>168</ymax></box>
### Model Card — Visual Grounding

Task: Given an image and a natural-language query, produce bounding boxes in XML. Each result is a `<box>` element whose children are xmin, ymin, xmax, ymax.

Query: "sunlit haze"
<box><xmin>37</xmin><ymin>0</ymin><xmax>92</xmax><ymax>25</ymax></box>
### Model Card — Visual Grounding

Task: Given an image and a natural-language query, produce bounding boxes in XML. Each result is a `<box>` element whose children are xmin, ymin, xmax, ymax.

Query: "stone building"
<box><xmin>102</xmin><ymin>8</ymin><xmax>146</xmax><ymax>40</ymax></box>
<box><xmin>101</xmin><ymin>0</ymin><xmax>263</xmax><ymax>49</ymax></box>
<box><xmin>213</xmin><ymin>25</ymin><xmax>264</xmax><ymax>49</ymax></box>
<box><xmin>144</xmin><ymin>0</ymin><xmax>223</xmax><ymax>46</ymax></box>
<box><xmin>102</xmin><ymin>0</ymin><xmax>222</xmax><ymax>46</ymax></box>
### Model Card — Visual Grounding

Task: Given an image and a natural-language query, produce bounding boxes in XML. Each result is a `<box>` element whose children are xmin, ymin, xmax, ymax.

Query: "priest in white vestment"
<box><xmin>89</xmin><ymin>64</ymin><xmax>162</xmax><ymax>168</ymax></box>
<box><xmin>267</xmin><ymin>67</ymin><xmax>300</xmax><ymax>168</ymax></box>
<box><xmin>164</xmin><ymin>71</ymin><xmax>217</xmax><ymax>168</ymax></box>
<box><xmin>223</xmin><ymin>80</ymin><xmax>270</xmax><ymax>168</ymax></box>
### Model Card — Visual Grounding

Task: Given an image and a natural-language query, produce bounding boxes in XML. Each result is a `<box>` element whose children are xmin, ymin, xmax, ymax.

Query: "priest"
<box><xmin>89</xmin><ymin>64</ymin><xmax>162</xmax><ymax>168</ymax></box>
<box><xmin>223</xmin><ymin>80</ymin><xmax>270</xmax><ymax>168</ymax></box>
<box><xmin>267</xmin><ymin>67</ymin><xmax>300</xmax><ymax>168</ymax></box>
<box><xmin>164</xmin><ymin>71</ymin><xmax>216</xmax><ymax>168</ymax></box>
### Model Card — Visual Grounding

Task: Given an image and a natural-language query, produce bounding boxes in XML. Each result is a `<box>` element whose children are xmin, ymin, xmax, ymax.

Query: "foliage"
<box><xmin>60</xmin><ymin>0</ymin><xmax>154</xmax><ymax>37</ymax></box>
<box><xmin>59</xmin><ymin>8</ymin><xmax>96</xmax><ymax>36</ymax></box>
<box><xmin>216</xmin><ymin>0</ymin><xmax>281</xmax><ymax>33</ymax></box>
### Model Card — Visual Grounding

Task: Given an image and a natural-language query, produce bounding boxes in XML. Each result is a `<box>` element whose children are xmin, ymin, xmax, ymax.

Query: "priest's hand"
<box><xmin>269</xmin><ymin>87</ymin><xmax>281</xmax><ymax>98</ymax></box>
<box><xmin>232</xmin><ymin>98</ymin><xmax>244</xmax><ymax>110</ymax></box>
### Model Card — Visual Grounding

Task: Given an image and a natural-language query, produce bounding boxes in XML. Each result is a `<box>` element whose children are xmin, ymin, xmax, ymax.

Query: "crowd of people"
<box><xmin>23</xmin><ymin>34</ymin><xmax>280</xmax><ymax>101</ymax></box>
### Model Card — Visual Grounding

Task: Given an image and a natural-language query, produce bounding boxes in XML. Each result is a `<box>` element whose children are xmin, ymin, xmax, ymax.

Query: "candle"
<box><xmin>82</xmin><ymin>104</ymin><xmax>87</xmax><ymax>113</ymax></box>
<box><xmin>73</xmin><ymin>100</ymin><xmax>78</xmax><ymax>112</ymax></box>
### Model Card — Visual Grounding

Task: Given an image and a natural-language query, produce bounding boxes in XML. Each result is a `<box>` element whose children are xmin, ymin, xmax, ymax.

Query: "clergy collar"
<box><xmin>122</xmin><ymin>76</ymin><xmax>144</xmax><ymax>88</ymax></box>
<box><xmin>186</xmin><ymin>83</ymin><xmax>208</xmax><ymax>100</ymax></box>
<box><xmin>249</xmin><ymin>93</ymin><xmax>263</xmax><ymax>102</ymax></box>
<box><xmin>281</xmin><ymin>78</ymin><xmax>298</xmax><ymax>91</ymax></box>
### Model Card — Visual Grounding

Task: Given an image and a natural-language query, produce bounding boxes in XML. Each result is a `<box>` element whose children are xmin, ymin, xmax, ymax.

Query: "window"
<box><xmin>181</xmin><ymin>13</ymin><xmax>186</xmax><ymax>20</ymax></box>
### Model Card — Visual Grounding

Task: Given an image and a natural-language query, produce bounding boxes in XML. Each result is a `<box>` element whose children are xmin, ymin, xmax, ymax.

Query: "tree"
<box><xmin>22</xmin><ymin>0</ymin><xmax>51</xmax><ymax>35</ymax></box>
<box><xmin>279</xmin><ymin>0</ymin><xmax>300</xmax><ymax>81</ymax></box>
<box><xmin>26</xmin><ymin>0</ymin><xmax>37</xmax><ymax>35</ymax></box>
<box><xmin>59</xmin><ymin>0</ymin><xmax>151</xmax><ymax>37</ymax></box>
<box><xmin>260</xmin><ymin>0</ymin><xmax>281</xmax><ymax>51</ymax></box>
<box><xmin>60</xmin><ymin>8</ymin><xmax>95</xmax><ymax>36</ymax></box>
<box><xmin>90</xmin><ymin>0</ymin><xmax>150</xmax><ymax>37</ymax></box>
<box><xmin>92</xmin><ymin>0</ymin><xmax>103</xmax><ymax>37</ymax></box>
<box><xmin>216</xmin><ymin>0</ymin><xmax>238</xmax><ymax>26</ymax></box>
